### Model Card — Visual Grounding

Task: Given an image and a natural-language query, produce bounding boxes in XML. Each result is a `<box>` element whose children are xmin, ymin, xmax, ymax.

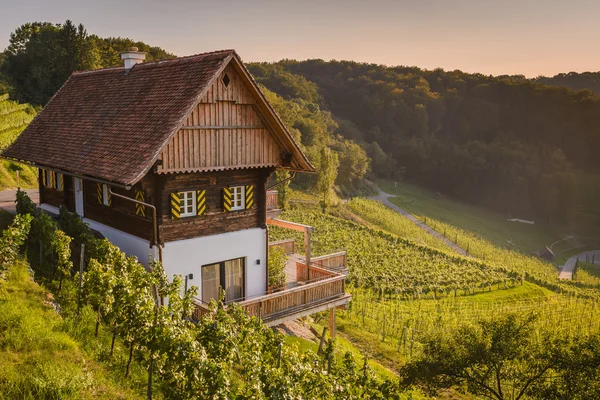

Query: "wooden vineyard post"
<box><xmin>77</xmin><ymin>243</ymin><xmax>85</xmax><ymax>316</ymax></box>
<box><xmin>318</xmin><ymin>327</ymin><xmax>328</xmax><ymax>355</ymax></box>
<box><xmin>329</xmin><ymin>308</ymin><xmax>336</xmax><ymax>338</ymax></box>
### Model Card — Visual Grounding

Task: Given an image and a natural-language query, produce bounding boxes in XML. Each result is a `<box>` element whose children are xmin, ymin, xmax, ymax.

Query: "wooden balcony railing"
<box><xmin>192</xmin><ymin>259</ymin><xmax>350</xmax><ymax>326</ymax></box>
<box><xmin>268</xmin><ymin>239</ymin><xmax>296</xmax><ymax>255</ymax></box>
<box><xmin>266</xmin><ymin>190</ymin><xmax>278</xmax><ymax>210</ymax></box>
<box><xmin>298</xmin><ymin>251</ymin><xmax>348</xmax><ymax>277</ymax></box>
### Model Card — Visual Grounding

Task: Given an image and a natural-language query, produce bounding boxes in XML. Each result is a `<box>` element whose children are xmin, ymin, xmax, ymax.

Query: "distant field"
<box><xmin>377</xmin><ymin>180</ymin><xmax>566</xmax><ymax>255</ymax></box>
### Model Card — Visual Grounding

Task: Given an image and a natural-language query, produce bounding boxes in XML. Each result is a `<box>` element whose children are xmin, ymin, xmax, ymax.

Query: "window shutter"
<box><xmin>245</xmin><ymin>185</ymin><xmax>254</xmax><ymax>209</ymax></box>
<box><xmin>135</xmin><ymin>190</ymin><xmax>146</xmax><ymax>217</ymax></box>
<box><xmin>50</xmin><ymin>171</ymin><xmax>56</xmax><ymax>188</ymax></box>
<box><xmin>196</xmin><ymin>189</ymin><xmax>206</xmax><ymax>215</ymax></box>
<box><xmin>96</xmin><ymin>183</ymin><xmax>103</xmax><ymax>204</ymax></box>
<box><xmin>42</xmin><ymin>169</ymin><xmax>47</xmax><ymax>186</ymax></box>
<box><xmin>58</xmin><ymin>174</ymin><xmax>64</xmax><ymax>191</ymax></box>
<box><xmin>223</xmin><ymin>187</ymin><xmax>232</xmax><ymax>212</ymax></box>
<box><xmin>170</xmin><ymin>192</ymin><xmax>181</xmax><ymax>219</ymax></box>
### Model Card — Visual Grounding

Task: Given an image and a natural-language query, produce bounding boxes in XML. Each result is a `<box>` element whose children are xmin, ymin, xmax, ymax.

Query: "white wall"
<box><xmin>84</xmin><ymin>218</ymin><xmax>156</xmax><ymax>266</ymax></box>
<box><xmin>162</xmin><ymin>227</ymin><xmax>267</xmax><ymax>300</ymax></box>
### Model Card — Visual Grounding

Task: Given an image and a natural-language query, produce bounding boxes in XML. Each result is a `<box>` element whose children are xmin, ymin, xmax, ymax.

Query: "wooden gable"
<box><xmin>157</xmin><ymin>63</ymin><xmax>283</xmax><ymax>173</ymax></box>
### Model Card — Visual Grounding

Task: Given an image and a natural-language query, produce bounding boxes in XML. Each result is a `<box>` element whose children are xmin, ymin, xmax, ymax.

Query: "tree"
<box><xmin>332</xmin><ymin>139</ymin><xmax>370</xmax><ymax>191</ymax></box>
<box><xmin>401</xmin><ymin>313</ymin><xmax>558</xmax><ymax>400</ymax></box>
<box><xmin>3</xmin><ymin>20</ymin><xmax>100</xmax><ymax>105</ymax></box>
<box><xmin>316</xmin><ymin>147</ymin><xmax>339</xmax><ymax>210</ymax></box>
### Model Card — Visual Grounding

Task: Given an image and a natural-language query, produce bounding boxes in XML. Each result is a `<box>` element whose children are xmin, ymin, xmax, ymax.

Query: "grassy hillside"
<box><xmin>0</xmin><ymin>262</ymin><xmax>144</xmax><ymax>399</ymax></box>
<box><xmin>378</xmin><ymin>179</ymin><xmax>569</xmax><ymax>255</ymax></box>
<box><xmin>0</xmin><ymin>94</ymin><xmax>38</xmax><ymax>189</ymax></box>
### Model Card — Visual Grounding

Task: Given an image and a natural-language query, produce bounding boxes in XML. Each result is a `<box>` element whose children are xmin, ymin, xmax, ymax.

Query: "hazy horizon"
<box><xmin>2</xmin><ymin>0</ymin><xmax>600</xmax><ymax>78</ymax></box>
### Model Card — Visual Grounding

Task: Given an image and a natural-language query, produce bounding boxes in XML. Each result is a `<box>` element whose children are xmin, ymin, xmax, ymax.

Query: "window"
<box><xmin>230</xmin><ymin>186</ymin><xmax>245</xmax><ymax>211</ymax></box>
<box><xmin>178</xmin><ymin>191</ymin><xmax>196</xmax><ymax>217</ymax></box>
<box><xmin>44</xmin><ymin>170</ymin><xmax>52</xmax><ymax>187</ymax></box>
<box><xmin>222</xmin><ymin>73</ymin><xmax>230</xmax><ymax>88</ymax></box>
<box><xmin>202</xmin><ymin>258</ymin><xmax>245</xmax><ymax>304</ymax></box>
<box><xmin>56</xmin><ymin>173</ymin><xmax>63</xmax><ymax>191</ymax></box>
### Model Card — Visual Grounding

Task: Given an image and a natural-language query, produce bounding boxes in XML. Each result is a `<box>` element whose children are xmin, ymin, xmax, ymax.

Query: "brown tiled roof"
<box><xmin>3</xmin><ymin>49</ymin><xmax>312</xmax><ymax>186</ymax></box>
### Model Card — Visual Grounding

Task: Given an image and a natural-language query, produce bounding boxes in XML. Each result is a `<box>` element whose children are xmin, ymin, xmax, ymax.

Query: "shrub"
<box><xmin>0</xmin><ymin>213</ymin><xmax>32</xmax><ymax>274</ymax></box>
<box><xmin>268</xmin><ymin>246</ymin><xmax>287</xmax><ymax>290</ymax></box>
<box><xmin>15</xmin><ymin>188</ymin><xmax>37</xmax><ymax>216</ymax></box>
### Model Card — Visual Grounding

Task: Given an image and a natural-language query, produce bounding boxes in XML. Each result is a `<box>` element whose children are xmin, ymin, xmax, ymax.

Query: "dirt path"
<box><xmin>559</xmin><ymin>250</ymin><xmax>600</xmax><ymax>280</ymax></box>
<box><xmin>0</xmin><ymin>189</ymin><xmax>39</xmax><ymax>214</ymax></box>
<box><xmin>368</xmin><ymin>186</ymin><xmax>468</xmax><ymax>256</ymax></box>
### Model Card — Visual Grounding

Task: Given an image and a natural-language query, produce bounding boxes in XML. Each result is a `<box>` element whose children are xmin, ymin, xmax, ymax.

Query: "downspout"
<box><xmin>265</xmin><ymin>226</ymin><xmax>269</xmax><ymax>293</ymax></box>
<box><xmin>108</xmin><ymin>187</ymin><xmax>163</xmax><ymax>263</ymax></box>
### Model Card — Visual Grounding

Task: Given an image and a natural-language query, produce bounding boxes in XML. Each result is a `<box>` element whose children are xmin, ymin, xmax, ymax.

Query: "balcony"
<box><xmin>192</xmin><ymin>220</ymin><xmax>351</xmax><ymax>329</ymax></box>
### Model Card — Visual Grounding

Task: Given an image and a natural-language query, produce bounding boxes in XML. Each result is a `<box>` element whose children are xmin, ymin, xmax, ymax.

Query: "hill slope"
<box><xmin>0</xmin><ymin>94</ymin><xmax>37</xmax><ymax>189</ymax></box>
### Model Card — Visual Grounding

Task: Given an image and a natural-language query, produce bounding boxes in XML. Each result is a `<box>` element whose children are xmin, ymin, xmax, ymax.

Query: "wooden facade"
<box><xmin>157</xmin><ymin>64</ymin><xmax>283</xmax><ymax>174</ymax></box>
<box><xmin>157</xmin><ymin>167</ymin><xmax>273</xmax><ymax>243</ymax></box>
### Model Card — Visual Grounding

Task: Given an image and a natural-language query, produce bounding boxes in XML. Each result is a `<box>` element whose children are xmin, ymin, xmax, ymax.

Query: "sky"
<box><xmin>1</xmin><ymin>0</ymin><xmax>599</xmax><ymax>77</ymax></box>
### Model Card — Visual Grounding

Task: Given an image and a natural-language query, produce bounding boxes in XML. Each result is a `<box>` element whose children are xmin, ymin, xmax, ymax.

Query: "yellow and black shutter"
<box><xmin>245</xmin><ymin>185</ymin><xmax>254</xmax><ymax>209</ymax></box>
<box><xmin>50</xmin><ymin>171</ymin><xmax>56</xmax><ymax>188</ymax></box>
<box><xmin>170</xmin><ymin>192</ymin><xmax>181</xmax><ymax>219</ymax></box>
<box><xmin>58</xmin><ymin>173</ymin><xmax>64</xmax><ymax>191</ymax></box>
<box><xmin>135</xmin><ymin>190</ymin><xmax>146</xmax><ymax>217</ymax></box>
<box><xmin>223</xmin><ymin>187</ymin><xmax>232</xmax><ymax>212</ymax></box>
<box><xmin>97</xmin><ymin>183</ymin><xmax>112</xmax><ymax>206</ymax></box>
<box><xmin>42</xmin><ymin>169</ymin><xmax>47</xmax><ymax>187</ymax></box>
<box><xmin>196</xmin><ymin>190</ymin><xmax>206</xmax><ymax>215</ymax></box>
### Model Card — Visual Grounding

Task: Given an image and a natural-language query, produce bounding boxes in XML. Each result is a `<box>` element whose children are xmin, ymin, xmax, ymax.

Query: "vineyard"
<box><xmin>574</xmin><ymin>262</ymin><xmax>600</xmax><ymax>286</ymax></box>
<box><xmin>341</xmin><ymin>287</ymin><xmax>600</xmax><ymax>362</ymax></box>
<box><xmin>269</xmin><ymin>210</ymin><xmax>519</xmax><ymax>298</ymax></box>
<box><xmin>269</xmin><ymin>205</ymin><xmax>600</xmax><ymax>365</ymax></box>
<box><xmin>345</xmin><ymin>198</ymin><xmax>457</xmax><ymax>254</ymax></box>
<box><xmin>0</xmin><ymin>93</ymin><xmax>38</xmax><ymax>189</ymax></box>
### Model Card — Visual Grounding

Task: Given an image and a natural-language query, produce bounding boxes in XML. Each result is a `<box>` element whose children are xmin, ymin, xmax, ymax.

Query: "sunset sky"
<box><xmin>2</xmin><ymin>0</ymin><xmax>599</xmax><ymax>77</ymax></box>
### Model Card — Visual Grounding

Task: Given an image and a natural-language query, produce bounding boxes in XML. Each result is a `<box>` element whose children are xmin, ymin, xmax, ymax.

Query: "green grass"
<box><xmin>0</xmin><ymin>262</ymin><xmax>144</xmax><ymax>399</ymax></box>
<box><xmin>378</xmin><ymin>180</ymin><xmax>565</xmax><ymax>255</ymax></box>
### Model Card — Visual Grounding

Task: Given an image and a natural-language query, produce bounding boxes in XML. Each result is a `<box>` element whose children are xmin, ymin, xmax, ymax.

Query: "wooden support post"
<box><xmin>304</xmin><ymin>228</ymin><xmax>311</xmax><ymax>280</ymax></box>
<box><xmin>329</xmin><ymin>308</ymin><xmax>336</xmax><ymax>338</ymax></box>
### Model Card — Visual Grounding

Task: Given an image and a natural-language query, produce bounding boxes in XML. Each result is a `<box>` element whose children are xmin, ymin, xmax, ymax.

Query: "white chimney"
<box><xmin>119</xmin><ymin>47</ymin><xmax>147</xmax><ymax>70</ymax></box>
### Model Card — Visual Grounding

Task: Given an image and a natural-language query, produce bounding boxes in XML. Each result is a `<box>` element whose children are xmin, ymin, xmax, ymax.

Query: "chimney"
<box><xmin>119</xmin><ymin>47</ymin><xmax>147</xmax><ymax>70</ymax></box>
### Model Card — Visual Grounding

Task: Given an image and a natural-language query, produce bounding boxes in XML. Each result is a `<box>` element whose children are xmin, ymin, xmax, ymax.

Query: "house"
<box><xmin>2</xmin><ymin>48</ymin><xmax>350</xmax><ymax>329</ymax></box>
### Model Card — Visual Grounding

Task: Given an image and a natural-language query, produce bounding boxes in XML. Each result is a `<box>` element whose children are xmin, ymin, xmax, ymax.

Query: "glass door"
<box><xmin>224</xmin><ymin>258</ymin><xmax>244</xmax><ymax>302</ymax></box>
<box><xmin>201</xmin><ymin>258</ymin><xmax>245</xmax><ymax>304</ymax></box>
<box><xmin>201</xmin><ymin>263</ymin><xmax>220</xmax><ymax>304</ymax></box>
